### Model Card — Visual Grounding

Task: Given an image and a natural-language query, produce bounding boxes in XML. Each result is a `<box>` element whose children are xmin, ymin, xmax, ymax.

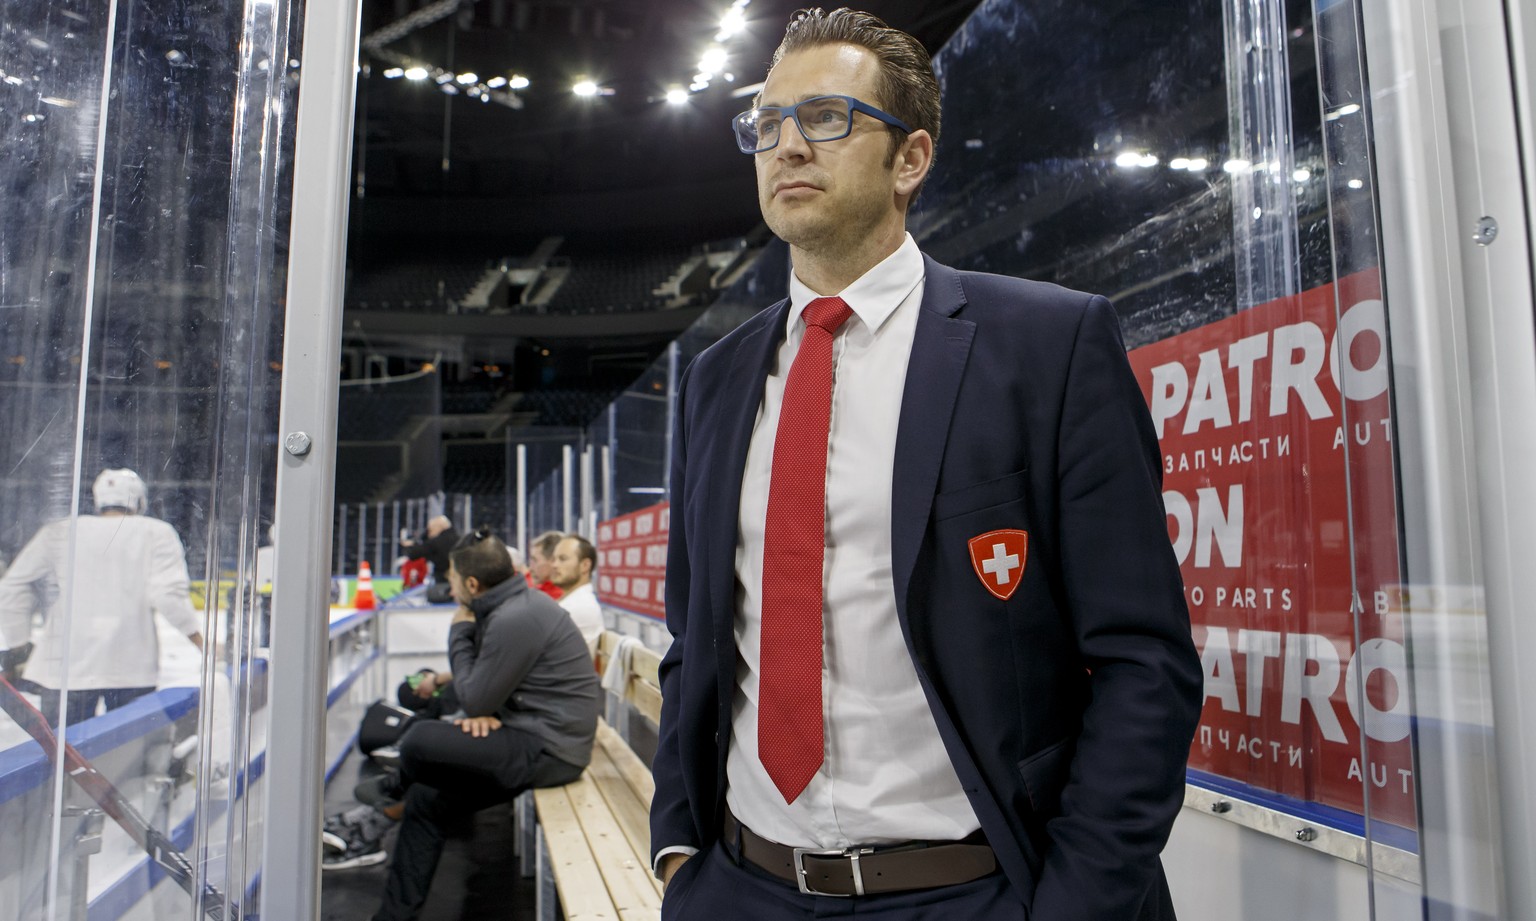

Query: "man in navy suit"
<box><xmin>650</xmin><ymin>9</ymin><xmax>1203</xmax><ymax>919</ymax></box>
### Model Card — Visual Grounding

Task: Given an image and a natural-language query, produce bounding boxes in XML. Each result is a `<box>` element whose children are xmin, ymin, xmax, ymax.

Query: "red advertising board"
<box><xmin>1127</xmin><ymin>270</ymin><xmax>1415</xmax><ymax>828</ymax></box>
<box><xmin>596</xmin><ymin>501</ymin><xmax>669</xmax><ymax>620</ymax></box>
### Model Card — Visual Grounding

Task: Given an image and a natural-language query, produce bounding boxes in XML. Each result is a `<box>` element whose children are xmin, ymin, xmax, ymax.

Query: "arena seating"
<box><xmin>538</xmin><ymin>249</ymin><xmax>689</xmax><ymax>315</ymax></box>
<box><xmin>346</xmin><ymin>258</ymin><xmax>493</xmax><ymax>312</ymax></box>
<box><xmin>516</xmin><ymin>388</ymin><xmax>619</xmax><ymax>428</ymax></box>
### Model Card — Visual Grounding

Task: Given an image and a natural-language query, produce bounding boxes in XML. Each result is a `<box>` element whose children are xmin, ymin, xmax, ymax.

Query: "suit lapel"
<box><xmin>891</xmin><ymin>258</ymin><xmax>975</xmax><ymax>622</ymax></box>
<box><xmin>706</xmin><ymin>300</ymin><xmax>790</xmax><ymax>660</ymax></box>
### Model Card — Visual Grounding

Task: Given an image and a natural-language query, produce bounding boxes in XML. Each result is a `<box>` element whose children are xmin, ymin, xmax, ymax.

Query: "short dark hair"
<box><xmin>449</xmin><ymin>531</ymin><xmax>514</xmax><ymax>588</ymax></box>
<box><xmin>769</xmin><ymin>7</ymin><xmax>941</xmax><ymax>169</ymax></box>
<box><xmin>533</xmin><ymin>530</ymin><xmax>564</xmax><ymax>559</ymax></box>
<box><xmin>562</xmin><ymin>534</ymin><xmax>597</xmax><ymax>574</ymax></box>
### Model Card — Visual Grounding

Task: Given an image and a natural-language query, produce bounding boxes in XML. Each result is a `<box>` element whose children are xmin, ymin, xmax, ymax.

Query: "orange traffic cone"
<box><xmin>354</xmin><ymin>561</ymin><xmax>376</xmax><ymax>610</ymax></box>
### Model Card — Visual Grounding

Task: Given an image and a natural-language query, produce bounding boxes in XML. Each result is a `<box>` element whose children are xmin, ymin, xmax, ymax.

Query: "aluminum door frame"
<box><xmin>259</xmin><ymin>0</ymin><xmax>363</xmax><ymax>918</ymax></box>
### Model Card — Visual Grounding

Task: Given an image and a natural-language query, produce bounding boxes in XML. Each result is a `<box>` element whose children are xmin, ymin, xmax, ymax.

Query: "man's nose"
<box><xmin>775</xmin><ymin>115</ymin><xmax>814</xmax><ymax>158</ymax></box>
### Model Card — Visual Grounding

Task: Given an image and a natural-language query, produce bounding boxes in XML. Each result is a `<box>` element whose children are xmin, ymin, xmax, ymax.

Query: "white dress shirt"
<box><xmin>557</xmin><ymin>581</ymin><xmax>604</xmax><ymax>654</ymax></box>
<box><xmin>0</xmin><ymin>514</ymin><xmax>201</xmax><ymax>689</ymax></box>
<box><xmin>723</xmin><ymin>234</ymin><xmax>980</xmax><ymax>849</ymax></box>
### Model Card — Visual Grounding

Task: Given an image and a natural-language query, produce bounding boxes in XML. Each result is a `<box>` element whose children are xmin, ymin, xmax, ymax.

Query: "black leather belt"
<box><xmin>723</xmin><ymin>811</ymin><xmax>998</xmax><ymax>897</ymax></box>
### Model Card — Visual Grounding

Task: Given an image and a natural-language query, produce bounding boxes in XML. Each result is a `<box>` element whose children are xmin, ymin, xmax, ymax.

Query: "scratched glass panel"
<box><xmin>0</xmin><ymin>0</ymin><xmax>301</xmax><ymax>919</ymax></box>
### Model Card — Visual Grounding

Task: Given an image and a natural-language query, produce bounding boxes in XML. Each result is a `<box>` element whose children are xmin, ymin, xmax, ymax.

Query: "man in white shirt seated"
<box><xmin>0</xmin><ymin>468</ymin><xmax>205</xmax><ymax>727</ymax></box>
<box><xmin>551</xmin><ymin>535</ymin><xmax>603</xmax><ymax>655</ymax></box>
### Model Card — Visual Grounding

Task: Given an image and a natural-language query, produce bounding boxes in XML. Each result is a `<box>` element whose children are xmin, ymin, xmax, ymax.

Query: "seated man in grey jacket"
<box><xmin>324</xmin><ymin>530</ymin><xmax>600</xmax><ymax>921</ymax></box>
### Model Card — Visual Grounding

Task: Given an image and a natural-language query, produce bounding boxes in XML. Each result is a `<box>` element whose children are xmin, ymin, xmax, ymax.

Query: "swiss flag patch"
<box><xmin>968</xmin><ymin>529</ymin><xmax>1028</xmax><ymax>601</ymax></box>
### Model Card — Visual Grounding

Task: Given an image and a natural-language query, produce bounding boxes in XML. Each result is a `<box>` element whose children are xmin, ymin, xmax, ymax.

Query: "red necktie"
<box><xmin>758</xmin><ymin>295</ymin><xmax>853</xmax><ymax>804</ymax></box>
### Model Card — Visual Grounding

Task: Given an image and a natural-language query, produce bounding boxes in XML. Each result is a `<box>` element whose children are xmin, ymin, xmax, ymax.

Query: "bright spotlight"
<box><xmin>1114</xmin><ymin>151</ymin><xmax>1142</xmax><ymax>168</ymax></box>
<box><xmin>1293</xmin><ymin>168</ymin><xmax>1312</xmax><ymax>182</ymax></box>
<box><xmin>1169</xmin><ymin>157</ymin><xmax>1190</xmax><ymax>170</ymax></box>
<box><xmin>486</xmin><ymin>76</ymin><xmax>507</xmax><ymax>88</ymax></box>
<box><xmin>508</xmin><ymin>74</ymin><xmax>530</xmax><ymax>90</ymax></box>
<box><xmin>1187</xmin><ymin>158</ymin><xmax>1209</xmax><ymax>170</ymax></box>
<box><xmin>456</xmin><ymin>72</ymin><xmax>478</xmax><ymax>85</ymax></box>
<box><xmin>404</xmin><ymin>66</ymin><xmax>429</xmax><ymax>81</ymax></box>
<box><xmin>573</xmin><ymin>80</ymin><xmax>599</xmax><ymax>97</ymax></box>
<box><xmin>699</xmin><ymin>46</ymin><xmax>728</xmax><ymax>75</ymax></box>
<box><xmin>665</xmin><ymin>88</ymin><xmax>689</xmax><ymax>105</ymax></box>
<box><xmin>1223</xmin><ymin>158</ymin><xmax>1252</xmax><ymax>173</ymax></box>
<box><xmin>1347</xmin><ymin>178</ymin><xmax>1365</xmax><ymax>189</ymax></box>
<box><xmin>1138</xmin><ymin>154</ymin><xmax>1158</xmax><ymax>168</ymax></box>
<box><xmin>718</xmin><ymin>7</ymin><xmax>746</xmax><ymax>38</ymax></box>
<box><xmin>383</xmin><ymin>67</ymin><xmax>405</xmax><ymax>79</ymax></box>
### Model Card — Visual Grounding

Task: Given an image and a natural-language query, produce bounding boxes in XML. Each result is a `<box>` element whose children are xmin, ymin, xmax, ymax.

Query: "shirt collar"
<box><xmin>468</xmin><ymin>574</ymin><xmax>527</xmax><ymax>617</ymax></box>
<box><xmin>787</xmin><ymin>233</ymin><xmax>923</xmax><ymax>337</ymax></box>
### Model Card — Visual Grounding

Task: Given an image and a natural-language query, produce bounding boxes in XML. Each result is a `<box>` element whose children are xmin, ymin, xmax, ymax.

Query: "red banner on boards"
<box><xmin>596</xmin><ymin>501</ymin><xmax>670</xmax><ymax>620</ymax></box>
<box><xmin>1127</xmin><ymin>270</ymin><xmax>1414</xmax><ymax>827</ymax></box>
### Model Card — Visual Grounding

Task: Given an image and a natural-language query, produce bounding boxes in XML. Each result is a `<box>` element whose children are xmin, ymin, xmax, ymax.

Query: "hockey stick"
<box><xmin>0</xmin><ymin>677</ymin><xmax>240</xmax><ymax>921</ymax></box>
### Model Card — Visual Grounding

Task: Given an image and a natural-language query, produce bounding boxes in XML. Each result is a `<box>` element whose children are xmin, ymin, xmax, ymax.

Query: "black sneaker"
<box><xmin>320</xmin><ymin>804</ymin><xmax>392</xmax><ymax>869</ymax></box>
<box><xmin>321</xmin><ymin>812</ymin><xmax>351</xmax><ymax>853</ymax></box>
<box><xmin>370</xmin><ymin>744</ymin><xmax>402</xmax><ymax>769</ymax></box>
<box><xmin>355</xmin><ymin>770</ymin><xmax>406</xmax><ymax>810</ymax></box>
<box><xmin>322</xmin><ymin>838</ymin><xmax>387</xmax><ymax>870</ymax></box>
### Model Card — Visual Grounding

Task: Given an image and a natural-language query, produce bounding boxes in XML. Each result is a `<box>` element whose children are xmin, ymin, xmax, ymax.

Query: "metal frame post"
<box><xmin>516</xmin><ymin>443</ymin><xmax>527</xmax><ymax>554</ymax></box>
<box><xmin>259</xmin><ymin>0</ymin><xmax>362</xmax><ymax>915</ymax></box>
<box><xmin>561</xmin><ymin>444</ymin><xmax>573</xmax><ymax>534</ymax></box>
<box><xmin>579</xmin><ymin>445</ymin><xmax>593</xmax><ymax>537</ymax></box>
<box><xmin>373</xmin><ymin>500</ymin><xmax>384</xmax><ymax>573</ymax></box>
<box><xmin>390</xmin><ymin>499</ymin><xmax>401</xmax><ymax>569</ymax></box>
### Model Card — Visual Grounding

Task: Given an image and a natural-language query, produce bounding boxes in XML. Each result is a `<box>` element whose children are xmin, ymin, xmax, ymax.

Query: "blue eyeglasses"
<box><xmin>732</xmin><ymin>94</ymin><xmax>913</xmax><ymax>154</ymax></box>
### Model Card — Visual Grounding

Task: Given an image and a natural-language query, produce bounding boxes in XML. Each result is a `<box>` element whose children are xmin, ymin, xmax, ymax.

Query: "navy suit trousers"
<box><xmin>662</xmin><ymin>841</ymin><xmax>1028</xmax><ymax>921</ymax></box>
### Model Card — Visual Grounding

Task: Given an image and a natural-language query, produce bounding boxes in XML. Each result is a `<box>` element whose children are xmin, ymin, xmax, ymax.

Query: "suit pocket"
<box><xmin>934</xmin><ymin>468</ymin><xmax>1029</xmax><ymax>521</ymax></box>
<box><xmin>1017</xmin><ymin>737</ymin><xmax>1073</xmax><ymax>815</ymax></box>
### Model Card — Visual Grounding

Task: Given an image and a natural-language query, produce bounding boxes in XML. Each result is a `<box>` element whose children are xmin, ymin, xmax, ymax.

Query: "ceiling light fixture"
<box><xmin>699</xmin><ymin>46</ymin><xmax>728</xmax><ymax>75</ymax></box>
<box><xmin>665</xmin><ymin>88</ymin><xmax>689</xmax><ymax>105</ymax></box>
<box><xmin>456</xmin><ymin>72</ymin><xmax>478</xmax><ymax>85</ymax></box>
<box><xmin>486</xmin><ymin>76</ymin><xmax>507</xmax><ymax>88</ymax></box>
<box><xmin>383</xmin><ymin>66</ymin><xmax>405</xmax><ymax>79</ymax></box>
<box><xmin>573</xmin><ymin>80</ymin><xmax>599</xmax><ymax>97</ymax></box>
<box><xmin>404</xmin><ymin>66</ymin><xmax>428</xmax><ymax>80</ymax></box>
<box><xmin>717</xmin><ymin>7</ymin><xmax>746</xmax><ymax>40</ymax></box>
<box><xmin>509</xmin><ymin>74</ymin><xmax>530</xmax><ymax>90</ymax></box>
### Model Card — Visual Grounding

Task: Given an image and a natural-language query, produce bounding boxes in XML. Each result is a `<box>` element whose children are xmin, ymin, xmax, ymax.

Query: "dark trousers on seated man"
<box><xmin>373</xmin><ymin>719</ymin><xmax>584</xmax><ymax>921</ymax></box>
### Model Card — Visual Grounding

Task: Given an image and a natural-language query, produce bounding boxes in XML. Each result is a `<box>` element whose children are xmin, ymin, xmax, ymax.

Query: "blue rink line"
<box><xmin>68</xmin><ymin>649</ymin><xmax>380</xmax><ymax>921</ymax></box>
<box><xmin>0</xmin><ymin>688</ymin><xmax>200</xmax><ymax>804</ymax></box>
<box><xmin>2</xmin><ymin>612</ymin><xmax>382</xmax><ymax>918</ymax></box>
<box><xmin>1187</xmin><ymin>768</ymin><xmax>1419</xmax><ymax>853</ymax></box>
<box><xmin>327</xmin><ymin>606</ymin><xmax>381</xmax><ymax>638</ymax></box>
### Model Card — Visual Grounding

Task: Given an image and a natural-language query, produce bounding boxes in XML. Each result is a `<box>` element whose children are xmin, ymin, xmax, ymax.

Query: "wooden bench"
<box><xmin>533</xmin><ymin>630</ymin><xmax>664</xmax><ymax>921</ymax></box>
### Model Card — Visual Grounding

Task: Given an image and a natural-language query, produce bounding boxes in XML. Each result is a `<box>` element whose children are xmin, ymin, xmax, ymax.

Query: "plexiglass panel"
<box><xmin>0</xmin><ymin>0</ymin><xmax>301</xmax><ymax>917</ymax></box>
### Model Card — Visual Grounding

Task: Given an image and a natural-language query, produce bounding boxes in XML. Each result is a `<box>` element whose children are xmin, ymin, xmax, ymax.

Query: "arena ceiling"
<box><xmin>349</xmin><ymin>0</ymin><xmax>983</xmax><ymax>250</ymax></box>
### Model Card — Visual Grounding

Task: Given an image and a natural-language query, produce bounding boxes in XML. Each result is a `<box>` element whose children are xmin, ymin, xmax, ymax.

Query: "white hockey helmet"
<box><xmin>93</xmin><ymin>468</ymin><xmax>148</xmax><ymax>514</ymax></box>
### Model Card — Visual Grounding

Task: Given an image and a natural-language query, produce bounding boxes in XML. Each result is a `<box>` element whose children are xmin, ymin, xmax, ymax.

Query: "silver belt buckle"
<box><xmin>792</xmin><ymin>846</ymin><xmax>875</xmax><ymax>897</ymax></box>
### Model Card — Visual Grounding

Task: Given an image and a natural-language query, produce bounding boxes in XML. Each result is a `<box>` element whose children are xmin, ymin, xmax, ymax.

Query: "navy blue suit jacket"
<box><xmin>651</xmin><ymin>255</ymin><xmax>1203</xmax><ymax>920</ymax></box>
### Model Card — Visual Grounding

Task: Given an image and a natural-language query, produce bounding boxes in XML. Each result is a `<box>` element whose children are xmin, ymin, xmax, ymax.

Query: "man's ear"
<box><xmin>893</xmin><ymin>129</ymin><xmax>934</xmax><ymax>200</ymax></box>
<box><xmin>464</xmin><ymin>575</ymin><xmax>482</xmax><ymax>597</ymax></box>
